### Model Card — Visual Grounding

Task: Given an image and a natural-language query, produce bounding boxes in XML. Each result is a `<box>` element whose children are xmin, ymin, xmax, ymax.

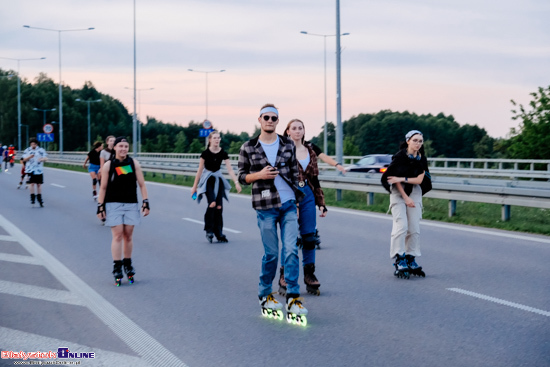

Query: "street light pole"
<box><xmin>336</xmin><ymin>0</ymin><xmax>343</xmax><ymax>201</ymax></box>
<box><xmin>188</xmin><ymin>69</ymin><xmax>225</xmax><ymax>120</ymax></box>
<box><xmin>300</xmin><ymin>31</ymin><xmax>349</xmax><ymax>155</ymax></box>
<box><xmin>75</xmin><ymin>99</ymin><xmax>102</xmax><ymax>151</ymax></box>
<box><xmin>125</xmin><ymin>87</ymin><xmax>154</xmax><ymax>153</ymax></box>
<box><xmin>24</xmin><ymin>25</ymin><xmax>95</xmax><ymax>155</ymax></box>
<box><xmin>0</xmin><ymin>57</ymin><xmax>46</xmax><ymax>152</ymax></box>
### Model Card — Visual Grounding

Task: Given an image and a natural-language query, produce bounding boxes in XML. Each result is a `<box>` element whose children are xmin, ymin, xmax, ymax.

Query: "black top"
<box><xmin>381</xmin><ymin>149</ymin><xmax>432</xmax><ymax>196</ymax></box>
<box><xmin>105</xmin><ymin>157</ymin><xmax>138</xmax><ymax>203</ymax></box>
<box><xmin>309</xmin><ymin>142</ymin><xmax>322</xmax><ymax>157</ymax></box>
<box><xmin>87</xmin><ymin>149</ymin><xmax>101</xmax><ymax>165</ymax></box>
<box><xmin>201</xmin><ymin>148</ymin><xmax>229</xmax><ymax>172</ymax></box>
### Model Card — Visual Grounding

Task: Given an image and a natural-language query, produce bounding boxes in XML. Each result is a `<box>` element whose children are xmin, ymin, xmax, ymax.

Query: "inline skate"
<box><xmin>303</xmin><ymin>263</ymin><xmax>320</xmax><ymax>296</ymax></box>
<box><xmin>286</xmin><ymin>295</ymin><xmax>308</xmax><ymax>326</ymax></box>
<box><xmin>123</xmin><ymin>258</ymin><xmax>135</xmax><ymax>284</ymax></box>
<box><xmin>405</xmin><ymin>254</ymin><xmax>425</xmax><ymax>277</ymax></box>
<box><xmin>259</xmin><ymin>293</ymin><xmax>283</xmax><ymax>320</ymax></box>
<box><xmin>278</xmin><ymin>266</ymin><xmax>287</xmax><ymax>296</ymax></box>
<box><xmin>113</xmin><ymin>260</ymin><xmax>123</xmax><ymax>286</ymax></box>
<box><xmin>393</xmin><ymin>253</ymin><xmax>410</xmax><ymax>279</ymax></box>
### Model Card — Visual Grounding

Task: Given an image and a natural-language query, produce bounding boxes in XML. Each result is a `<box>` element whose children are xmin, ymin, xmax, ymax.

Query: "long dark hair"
<box><xmin>284</xmin><ymin>119</ymin><xmax>305</xmax><ymax>144</ymax></box>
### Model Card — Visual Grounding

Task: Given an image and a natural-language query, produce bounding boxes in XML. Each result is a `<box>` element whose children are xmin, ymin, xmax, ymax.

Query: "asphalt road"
<box><xmin>0</xmin><ymin>164</ymin><xmax>549</xmax><ymax>367</ymax></box>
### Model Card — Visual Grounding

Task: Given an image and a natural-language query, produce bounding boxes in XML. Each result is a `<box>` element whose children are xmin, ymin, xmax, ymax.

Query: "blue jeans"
<box><xmin>256</xmin><ymin>200</ymin><xmax>300</xmax><ymax>298</ymax></box>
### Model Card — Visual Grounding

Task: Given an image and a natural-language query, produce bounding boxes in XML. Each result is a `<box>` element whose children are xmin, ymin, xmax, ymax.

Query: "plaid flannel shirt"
<box><xmin>238</xmin><ymin>134</ymin><xmax>305</xmax><ymax>210</ymax></box>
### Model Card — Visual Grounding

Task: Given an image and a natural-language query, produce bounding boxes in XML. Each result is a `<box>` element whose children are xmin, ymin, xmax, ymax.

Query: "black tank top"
<box><xmin>105</xmin><ymin>157</ymin><xmax>138</xmax><ymax>203</ymax></box>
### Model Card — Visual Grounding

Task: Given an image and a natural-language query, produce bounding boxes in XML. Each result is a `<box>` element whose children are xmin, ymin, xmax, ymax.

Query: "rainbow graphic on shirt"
<box><xmin>115</xmin><ymin>165</ymin><xmax>133</xmax><ymax>175</ymax></box>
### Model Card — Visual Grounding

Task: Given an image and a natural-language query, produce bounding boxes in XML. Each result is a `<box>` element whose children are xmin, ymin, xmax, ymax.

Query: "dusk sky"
<box><xmin>1</xmin><ymin>0</ymin><xmax>548</xmax><ymax>139</ymax></box>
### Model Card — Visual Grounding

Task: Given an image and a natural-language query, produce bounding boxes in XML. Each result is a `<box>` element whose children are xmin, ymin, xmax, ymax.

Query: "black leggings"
<box><xmin>204</xmin><ymin>176</ymin><xmax>224</xmax><ymax>237</ymax></box>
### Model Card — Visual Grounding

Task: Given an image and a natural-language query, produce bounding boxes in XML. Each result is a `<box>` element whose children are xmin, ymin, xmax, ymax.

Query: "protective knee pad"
<box><xmin>301</xmin><ymin>232</ymin><xmax>320</xmax><ymax>251</ymax></box>
<box><xmin>93</xmin><ymin>178</ymin><xmax>97</xmax><ymax>185</ymax></box>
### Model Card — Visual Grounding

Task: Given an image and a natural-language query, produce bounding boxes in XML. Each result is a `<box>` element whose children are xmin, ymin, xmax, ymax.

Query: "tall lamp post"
<box><xmin>124</xmin><ymin>87</ymin><xmax>154</xmax><ymax>153</ymax></box>
<box><xmin>23</xmin><ymin>25</ymin><xmax>95</xmax><ymax>155</ymax></box>
<box><xmin>300</xmin><ymin>31</ymin><xmax>349</xmax><ymax>155</ymax></box>
<box><xmin>187</xmin><ymin>69</ymin><xmax>225</xmax><ymax>120</ymax></box>
<box><xmin>0</xmin><ymin>57</ymin><xmax>46</xmax><ymax>152</ymax></box>
<box><xmin>335</xmin><ymin>0</ymin><xmax>344</xmax><ymax>201</ymax></box>
<box><xmin>75</xmin><ymin>99</ymin><xmax>102</xmax><ymax>151</ymax></box>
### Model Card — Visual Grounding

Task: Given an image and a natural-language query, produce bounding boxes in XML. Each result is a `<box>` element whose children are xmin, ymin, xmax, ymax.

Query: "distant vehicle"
<box><xmin>345</xmin><ymin>154</ymin><xmax>392</xmax><ymax>173</ymax></box>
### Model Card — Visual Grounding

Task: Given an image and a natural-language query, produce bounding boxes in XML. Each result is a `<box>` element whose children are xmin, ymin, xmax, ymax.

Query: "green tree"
<box><xmin>343</xmin><ymin>136</ymin><xmax>361</xmax><ymax>156</ymax></box>
<box><xmin>188</xmin><ymin>138</ymin><xmax>204</xmax><ymax>153</ymax></box>
<box><xmin>229</xmin><ymin>140</ymin><xmax>243</xmax><ymax>154</ymax></box>
<box><xmin>173</xmin><ymin>131</ymin><xmax>187</xmax><ymax>153</ymax></box>
<box><xmin>507</xmin><ymin>86</ymin><xmax>550</xmax><ymax>159</ymax></box>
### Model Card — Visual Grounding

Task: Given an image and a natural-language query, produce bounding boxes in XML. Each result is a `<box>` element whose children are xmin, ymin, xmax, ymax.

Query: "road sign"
<box><xmin>202</xmin><ymin>119</ymin><xmax>212</xmax><ymax>129</ymax></box>
<box><xmin>43</xmin><ymin>124</ymin><xmax>54</xmax><ymax>134</ymax></box>
<box><xmin>37</xmin><ymin>133</ymin><xmax>54</xmax><ymax>142</ymax></box>
<box><xmin>199</xmin><ymin>129</ymin><xmax>213</xmax><ymax>138</ymax></box>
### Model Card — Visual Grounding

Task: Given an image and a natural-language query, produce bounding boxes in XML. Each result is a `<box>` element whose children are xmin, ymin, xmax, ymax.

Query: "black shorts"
<box><xmin>27</xmin><ymin>174</ymin><xmax>44</xmax><ymax>185</ymax></box>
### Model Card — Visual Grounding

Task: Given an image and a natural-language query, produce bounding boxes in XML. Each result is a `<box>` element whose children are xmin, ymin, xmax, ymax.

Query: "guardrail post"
<box><xmin>448</xmin><ymin>200</ymin><xmax>457</xmax><ymax>217</ymax></box>
<box><xmin>366</xmin><ymin>192</ymin><xmax>374</xmax><ymax>206</ymax></box>
<box><xmin>501</xmin><ymin>205</ymin><xmax>511</xmax><ymax>221</ymax></box>
<box><xmin>336</xmin><ymin>189</ymin><xmax>342</xmax><ymax>201</ymax></box>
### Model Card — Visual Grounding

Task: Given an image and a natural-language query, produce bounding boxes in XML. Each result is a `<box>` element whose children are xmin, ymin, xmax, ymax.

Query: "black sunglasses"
<box><xmin>262</xmin><ymin>115</ymin><xmax>278</xmax><ymax>122</ymax></box>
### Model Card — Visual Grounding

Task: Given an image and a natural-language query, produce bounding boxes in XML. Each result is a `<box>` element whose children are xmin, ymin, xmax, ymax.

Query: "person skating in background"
<box><xmin>99</xmin><ymin>135</ymin><xmax>115</xmax><ymax>180</ymax></box>
<box><xmin>381</xmin><ymin>130</ymin><xmax>432</xmax><ymax>279</ymax></box>
<box><xmin>97</xmin><ymin>137</ymin><xmax>150</xmax><ymax>286</ymax></box>
<box><xmin>22</xmin><ymin>138</ymin><xmax>48</xmax><ymax>207</ymax></box>
<box><xmin>238</xmin><ymin>103</ymin><xmax>308</xmax><ymax>325</ymax></box>
<box><xmin>83</xmin><ymin>141</ymin><xmax>103</xmax><ymax>200</ymax></box>
<box><xmin>191</xmin><ymin>130</ymin><xmax>241</xmax><ymax>243</ymax></box>
<box><xmin>2</xmin><ymin>146</ymin><xmax>8</xmax><ymax>171</ymax></box>
<box><xmin>17</xmin><ymin>158</ymin><xmax>29</xmax><ymax>189</ymax></box>
<box><xmin>281</xmin><ymin>118</ymin><xmax>328</xmax><ymax>296</ymax></box>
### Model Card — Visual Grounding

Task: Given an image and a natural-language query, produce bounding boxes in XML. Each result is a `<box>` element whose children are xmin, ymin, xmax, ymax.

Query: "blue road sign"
<box><xmin>37</xmin><ymin>133</ymin><xmax>54</xmax><ymax>142</ymax></box>
<box><xmin>199</xmin><ymin>129</ymin><xmax>213</xmax><ymax>138</ymax></box>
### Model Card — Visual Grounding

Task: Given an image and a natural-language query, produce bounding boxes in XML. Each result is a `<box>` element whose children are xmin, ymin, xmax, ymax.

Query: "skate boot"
<box><xmin>278</xmin><ymin>267</ymin><xmax>287</xmax><ymax>296</ymax></box>
<box><xmin>216</xmin><ymin>233</ymin><xmax>228</xmax><ymax>243</ymax></box>
<box><xmin>93</xmin><ymin>190</ymin><xmax>98</xmax><ymax>201</ymax></box>
<box><xmin>303</xmin><ymin>263</ymin><xmax>321</xmax><ymax>296</ymax></box>
<box><xmin>17</xmin><ymin>182</ymin><xmax>23</xmax><ymax>189</ymax></box>
<box><xmin>405</xmin><ymin>254</ymin><xmax>425</xmax><ymax>277</ymax></box>
<box><xmin>30</xmin><ymin>193</ymin><xmax>36</xmax><ymax>207</ymax></box>
<box><xmin>123</xmin><ymin>258</ymin><xmax>135</xmax><ymax>284</ymax></box>
<box><xmin>112</xmin><ymin>260</ymin><xmax>123</xmax><ymax>286</ymax></box>
<box><xmin>286</xmin><ymin>294</ymin><xmax>308</xmax><ymax>326</ymax></box>
<box><xmin>259</xmin><ymin>293</ymin><xmax>284</xmax><ymax>320</ymax></box>
<box><xmin>393</xmin><ymin>253</ymin><xmax>410</xmax><ymax>279</ymax></box>
<box><xmin>315</xmin><ymin>229</ymin><xmax>321</xmax><ymax>250</ymax></box>
<box><xmin>36</xmin><ymin>194</ymin><xmax>44</xmax><ymax>208</ymax></box>
<box><xmin>205</xmin><ymin>231</ymin><xmax>214</xmax><ymax>243</ymax></box>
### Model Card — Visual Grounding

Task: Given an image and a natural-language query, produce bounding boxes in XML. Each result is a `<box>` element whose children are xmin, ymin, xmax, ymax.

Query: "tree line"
<box><xmin>0</xmin><ymin>68</ymin><xmax>547</xmax><ymax>159</ymax></box>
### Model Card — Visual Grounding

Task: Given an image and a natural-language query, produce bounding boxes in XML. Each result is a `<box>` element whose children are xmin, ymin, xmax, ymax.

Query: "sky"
<box><xmin>1</xmin><ymin>0</ymin><xmax>549</xmax><ymax>140</ymax></box>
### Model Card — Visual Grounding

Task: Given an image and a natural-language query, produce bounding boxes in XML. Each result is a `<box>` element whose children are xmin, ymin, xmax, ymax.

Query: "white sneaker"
<box><xmin>286</xmin><ymin>297</ymin><xmax>308</xmax><ymax>316</ymax></box>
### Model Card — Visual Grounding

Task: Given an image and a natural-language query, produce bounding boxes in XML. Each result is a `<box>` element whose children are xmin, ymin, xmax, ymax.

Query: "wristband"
<box><xmin>320</xmin><ymin>205</ymin><xmax>328</xmax><ymax>214</ymax></box>
<box><xmin>335</xmin><ymin>163</ymin><xmax>341</xmax><ymax>167</ymax></box>
<box><xmin>405</xmin><ymin>177</ymin><xmax>408</xmax><ymax>182</ymax></box>
<box><xmin>142</xmin><ymin>199</ymin><xmax>150</xmax><ymax>211</ymax></box>
<box><xmin>97</xmin><ymin>203</ymin><xmax>105</xmax><ymax>215</ymax></box>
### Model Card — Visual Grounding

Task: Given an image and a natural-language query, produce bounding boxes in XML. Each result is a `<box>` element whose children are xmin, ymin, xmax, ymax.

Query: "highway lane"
<box><xmin>0</xmin><ymin>164</ymin><xmax>549</xmax><ymax>367</ymax></box>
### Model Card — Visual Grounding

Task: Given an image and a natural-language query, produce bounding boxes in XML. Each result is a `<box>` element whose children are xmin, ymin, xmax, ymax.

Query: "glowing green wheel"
<box><xmin>301</xmin><ymin>316</ymin><xmax>307</xmax><ymax>326</ymax></box>
<box><xmin>262</xmin><ymin>309</ymin><xmax>268</xmax><ymax>317</ymax></box>
<box><xmin>277</xmin><ymin>311</ymin><xmax>283</xmax><ymax>320</ymax></box>
<box><xmin>286</xmin><ymin>314</ymin><xmax>292</xmax><ymax>323</ymax></box>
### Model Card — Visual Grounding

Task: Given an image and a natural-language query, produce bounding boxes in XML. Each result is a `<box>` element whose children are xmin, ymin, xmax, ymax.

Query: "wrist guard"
<box><xmin>142</xmin><ymin>199</ymin><xmax>150</xmax><ymax>211</ymax></box>
<box><xmin>320</xmin><ymin>205</ymin><xmax>328</xmax><ymax>214</ymax></box>
<box><xmin>97</xmin><ymin>203</ymin><xmax>105</xmax><ymax>215</ymax></box>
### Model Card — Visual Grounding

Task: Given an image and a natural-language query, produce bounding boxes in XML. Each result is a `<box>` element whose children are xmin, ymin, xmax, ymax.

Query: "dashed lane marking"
<box><xmin>50</xmin><ymin>183</ymin><xmax>66</xmax><ymax>188</ymax></box>
<box><xmin>182</xmin><ymin>217</ymin><xmax>242</xmax><ymax>233</ymax></box>
<box><xmin>0</xmin><ymin>214</ymin><xmax>188</xmax><ymax>367</ymax></box>
<box><xmin>0</xmin><ymin>252</ymin><xmax>41</xmax><ymax>265</ymax></box>
<box><xmin>0</xmin><ymin>234</ymin><xmax>16</xmax><ymax>241</ymax></box>
<box><xmin>447</xmin><ymin>288</ymin><xmax>550</xmax><ymax>317</ymax></box>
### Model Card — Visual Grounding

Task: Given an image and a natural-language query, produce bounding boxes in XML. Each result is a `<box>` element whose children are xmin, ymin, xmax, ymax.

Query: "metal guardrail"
<box><xmin>45</xmin><ymin>152</ymin><xmax>550</xmax><ymax>220</ymax></box>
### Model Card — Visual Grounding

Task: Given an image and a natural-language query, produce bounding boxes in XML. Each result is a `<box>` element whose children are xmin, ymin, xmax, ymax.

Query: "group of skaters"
<box><xmin>8</xmin><ymin>102</ymin><xmax>431</xmax><ymax>325</ymax></box>
<box><xmin>0</xmin><ymin>144</ymin><xmax>16</xmax><ymax>172</ymax></box>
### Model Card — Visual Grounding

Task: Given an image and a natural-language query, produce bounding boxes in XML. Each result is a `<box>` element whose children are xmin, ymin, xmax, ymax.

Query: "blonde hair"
<box><xmin>207</xmin><ymin>130</ymin><xmax>220</xmax><ymax>148</ymax></box>
<box><xmin>284</xmin><ymin>119</ymin><xmax>305</xmax><ymax>144</ymax></box>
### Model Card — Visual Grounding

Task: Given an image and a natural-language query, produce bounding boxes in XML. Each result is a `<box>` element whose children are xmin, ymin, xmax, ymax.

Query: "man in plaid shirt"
<box><xmin>238</xmin><ymin>104</ymin><xmax>308</xmax><ymax>321</ymax></box>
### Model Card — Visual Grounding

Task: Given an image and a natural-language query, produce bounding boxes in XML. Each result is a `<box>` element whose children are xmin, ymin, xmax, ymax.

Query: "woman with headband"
<box><xmin>381</xmin><ymin>130</ymin><xmax>432</xmax><ymax>279</ymax></box>
<box><xmin>97</xmin><ymin>137</ymin><xmax>150</xmax><ymax>286</ymax></box>
<box><xmin>281</xmin><ymin>118</ymin><xmax>328</xmax><ymax>296</ymax></box>
<box><xmin>191</xmin><ymin>130</ymin><xmax>241</xmax><ymax>243</ymax></box>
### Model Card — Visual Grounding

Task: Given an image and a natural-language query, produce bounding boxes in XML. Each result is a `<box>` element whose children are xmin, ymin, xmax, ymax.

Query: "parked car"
<box><xmin>345</xmin><ymin>154</ymin><xmax>392</xmax><ymax>173</ymax></box>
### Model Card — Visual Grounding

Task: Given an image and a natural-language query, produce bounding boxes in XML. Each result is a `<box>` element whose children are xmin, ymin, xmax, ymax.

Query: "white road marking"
<box><xmin>447</xmin><ymin>288</ymin><xmax>550</xmax><ymax>317</ymax></box>
<box><xmin>0</xmin><ymin>234</ymin><xmax>16</xmax><ymax>242</ymax></box>
<box><xmin>0</xmin><ymin>326</ymin><xmax>150</xmax><ymax>366</ymax></box>
<box><xmin>329</xmin><ymin>207</ymin><xmax>550</xmax><ymax>245</ymax></box>
<box><xmin>0</xmin><ymin>252</ymin><xmax>41</xmax><ymax>265</ymax></box>
<box><xmin>0</xmin><ymin>279</ymin><xmax>84</xmax><ymax>306</ymax></box>
<box><xmin>50</xmin><ymin>183</ymin><xmax>66</xmax><ymax>188</ymax></box>
<box><xmin>0</xmin><ymin>214</ymin><xmax>188</xmax><ymax>367</ymax></box>
<box><xmin>182</xmin><ymin>217</ymin><xmax>242</xmax><ymax>233</ymax></box>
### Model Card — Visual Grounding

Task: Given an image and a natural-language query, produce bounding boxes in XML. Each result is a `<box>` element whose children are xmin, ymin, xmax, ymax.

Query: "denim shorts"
<box><xmin>105</xmin><ymin>203</ymin><xmax>141</xmax><ymax>227</ymax></box>
<box><xmin>88</xmin><ymin>163</ymin><xmax>100</xmax><ymax>174</ymax></box>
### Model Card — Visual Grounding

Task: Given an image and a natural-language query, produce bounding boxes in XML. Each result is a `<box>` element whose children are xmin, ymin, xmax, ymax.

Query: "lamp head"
<box><xmin>300</xmin><ymin>31</ymin><xmax>307</xmax><ymax>34</ymax></box>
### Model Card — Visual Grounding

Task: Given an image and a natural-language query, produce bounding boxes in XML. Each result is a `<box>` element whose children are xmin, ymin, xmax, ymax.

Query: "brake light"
<box><xmin>380</xmin><ymin>168</ymin><xmax>387</xmax><ymax>173</ymax></box>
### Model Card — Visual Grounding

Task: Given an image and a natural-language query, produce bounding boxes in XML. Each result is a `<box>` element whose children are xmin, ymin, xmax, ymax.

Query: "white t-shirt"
<box><xmin>259</xmin><ymin>136</ymin><xmax>295</xmax><ymax>204</ymax></box>
<box><xmin>23</xmin><ymin>146</ymin><xmax>48</xmax><ymax>174</ymax></box>
<box><xmin>100</xmin><ymin>149</ymin><xmax>111</xmax><ymax>162</ymax></box>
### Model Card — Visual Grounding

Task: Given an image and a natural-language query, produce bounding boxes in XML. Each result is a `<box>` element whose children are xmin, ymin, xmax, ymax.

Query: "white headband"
<box><xmin>259</xmin><ymin>107</ymin><xmax>278</xmax><ymax>117</ymax></box>
<box><xmin>406</xmin><ymin>130</ymin><xmax>423</xmax><ymax>141</ymax></box>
